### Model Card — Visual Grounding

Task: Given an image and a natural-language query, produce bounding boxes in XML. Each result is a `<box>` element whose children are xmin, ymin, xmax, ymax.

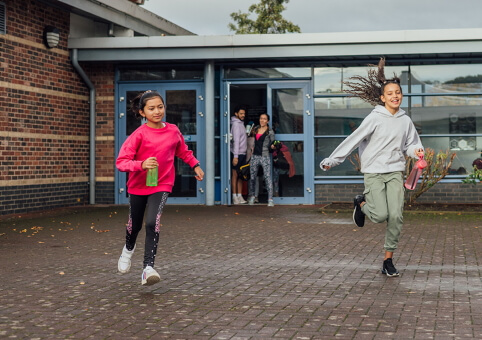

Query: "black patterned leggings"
<box><xmin>125</xmin><ymin>191</ymin><xmax>169</xmax><ymax>268</ymax></box>
<box><xmin>249</xmin><ymin>155</ymin><xmax>273</xmax><ymax>200</ymax></box>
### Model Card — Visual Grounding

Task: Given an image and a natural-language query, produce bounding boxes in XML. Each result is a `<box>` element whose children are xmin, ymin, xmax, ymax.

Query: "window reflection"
<box><xmin>411</xmin><ymin>64</ymin><xmax>482</xmax><ymax>94</ymax></box>
<box><xmin>314</xmin><ymin>97</ymin><xmax>372</xmax><ymax>135</ymax></box>
<box><xmin>166</xmin><ymin>90</ymin><xmax>197</xmax><ymax>135</ymax></box>
<box><xmin>410</xmin><ymin>96</ymin><xmax>482</xmax><ymax>135</ymax></box>
<box><xmin>314</xmin><ymin>66</ymin><xmax>408</xmax><ymax>94</ymax></box>
<box><xmin>272</xmin><ymin>88</ymin><xmax>304</xmax><ymax>134</ymax></box>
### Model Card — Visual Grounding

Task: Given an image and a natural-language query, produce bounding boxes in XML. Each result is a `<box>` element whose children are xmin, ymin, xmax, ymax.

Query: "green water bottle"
<box><xmin>146</xmin><ymin>167</ymin><xmax>158</xmax><ymax>186</ymax></box>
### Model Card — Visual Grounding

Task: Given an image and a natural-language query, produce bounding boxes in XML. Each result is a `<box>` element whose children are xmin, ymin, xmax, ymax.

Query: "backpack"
<box><xmin>238</xmin><ymin>163</ymin><xmax>250</xmax><ymax>181</ymax></box>
<box><xmin>273</xmin><ymin>149</ymin><xmax>289</xmax><ymax>170</ymax></box>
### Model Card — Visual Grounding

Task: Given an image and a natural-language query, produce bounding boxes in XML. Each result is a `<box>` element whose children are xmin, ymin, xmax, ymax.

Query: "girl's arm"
<box><xmin>116</xmin><ymin>133</ymin><xmax>145</xmax><ymax>172</ymax></box>
<box><xmin>320</xmin><ymin>116</ymin><xmax>375</xmax><ymax>170</ymax></box>
<box><xmin>405</xmin><ymin>121</ymin><xmax>424</xmax><ymax>159</ymax></box>
<box><xmin>175</xmin><ymin>130</ymin><xmax>200</xmax><ymax>169</ymax></box>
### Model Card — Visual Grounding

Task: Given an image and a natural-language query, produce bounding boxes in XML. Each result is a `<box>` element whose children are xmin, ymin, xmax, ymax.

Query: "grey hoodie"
<box><xmin>230</xmin><ymin>116</ymin><xmax>247</xmax><ymax>157</ymax></box>
<box><xmin>320</xmin><ymin>105</ymin><xmax>423</xmax><ymax>174</ymax></box>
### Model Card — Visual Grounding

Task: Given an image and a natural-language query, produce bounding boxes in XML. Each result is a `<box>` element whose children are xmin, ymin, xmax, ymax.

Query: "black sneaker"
<box><xmin>353</xmin><ymin>195</ymin><xmax>365</xmax><ymax>227</ymax></box>
<box><xmin>381</xmin><ymin>258</ymin><xmax>400</xmax><ymax>277</ymax></box>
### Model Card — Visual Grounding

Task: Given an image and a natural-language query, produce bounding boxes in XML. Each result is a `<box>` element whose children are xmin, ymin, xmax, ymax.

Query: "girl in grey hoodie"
<box><xmin>320</xmin><ymin>58</ymin><xmax>424</xmax><ymax>277</ymax></box>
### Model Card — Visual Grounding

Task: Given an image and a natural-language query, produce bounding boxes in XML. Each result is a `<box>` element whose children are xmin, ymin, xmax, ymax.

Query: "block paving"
<box><xmin>0</xmin><ymin>205</ymin><xmax>480</xmax><ymax>339</ymax></box>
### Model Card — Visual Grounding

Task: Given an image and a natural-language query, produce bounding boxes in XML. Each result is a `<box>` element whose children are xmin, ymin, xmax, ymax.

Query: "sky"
<box><xmin>142</xmin><ymin>0</ymin><xmax>482</xmax><ymax>36</ymax></box>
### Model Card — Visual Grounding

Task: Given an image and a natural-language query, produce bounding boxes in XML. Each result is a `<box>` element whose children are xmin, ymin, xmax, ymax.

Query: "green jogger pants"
<box><xmin>361</xmin><ymin>172</ymin><xmax>405</xmax><ymax>252</ymax></box>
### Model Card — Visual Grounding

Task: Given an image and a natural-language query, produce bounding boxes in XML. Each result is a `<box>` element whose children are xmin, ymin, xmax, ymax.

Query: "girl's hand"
<box><xmin>142</xmin><ymin>157</ymin><xmax>158</xmax><ymax>170</ymax></box>
<box><xmin>322</xmin><ymin>165</ymin><xmax>331</xmax><ymax>170</ymax></box>
<box><xmin>194</xmin><ymin>167</ymin><xmax>204</xmax><ymax>181</ymax></box>
<box><xmin>416</xmin><ymin>148</ymin><xmax>424</xmax><ymax>158</ymax></box>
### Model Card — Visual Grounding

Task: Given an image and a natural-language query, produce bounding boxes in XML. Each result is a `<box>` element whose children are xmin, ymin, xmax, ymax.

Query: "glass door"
<box><xmin>269</xmin><ymin>82</ymin><xmax>313</xmax><ymax>204</ymax></box>
<box><xmin>116</xmin><ymin>83</ymin><xmax>205</xmax><ymax>204</ymax></box>
<box><xmin>221</xmin><ymin>81</ymin><xmax>313</xmax><ymax>205</ymax></box>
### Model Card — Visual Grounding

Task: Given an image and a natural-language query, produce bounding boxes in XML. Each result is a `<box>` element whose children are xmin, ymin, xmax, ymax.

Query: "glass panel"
<box><xmin>225</xmin><ymin>67</ymin><xmax>311</xmax><ymax>79</ymax></box>
<box><xmin>171</xmin><ymin>142</ymin><xmax>197</xmax><ymax>197</ymax></box>
<box><xmin>126</xmin><ymin>90</ymin><xmax>144</xmax><ymax>135</ymax></box>
<box><xmin>314</xmin><ymin>66</ymin><xmax>408</xmax><ymax>94</ymax></box>
<box><xmin>166</xmin><ymin>90</ymin><xmax>197</xmax><ymax>135</ymax></box>
<box><xmin>314</xmin><ymin>97</ymin><xmax>372</xmax><ymax>135</ymax></box>
<box><xmin>409</xmin><ymin>96</ymin><xmax>482</xmax><ymax>135</ymax></box>
<box><xmin>273</xmin><ymin>141</ymin><xmax>304</xmax><ymax>197</ymax></box>
<box><xmin>420</xmin><ymin>136</ymin><xmax>481</xmax><ymax>176</ymax></box>
<box><xmin>410</xmin><ymin>64</ymin><xmax>482</xmax><ymax>94</ymax></box>
<box><xmin>315</xmin><ymin>138</ymin><xmax>361</xmax><ymax>177</ymax></box>
<box><xmin>272</xmin><ymin>88</ymin><xmax>303</xmax><ymax>134</ymax></box>
<box><xmin>119</xmin><ymin>68</ymin><xmax>203</xmax><ymax>81</ymax></box>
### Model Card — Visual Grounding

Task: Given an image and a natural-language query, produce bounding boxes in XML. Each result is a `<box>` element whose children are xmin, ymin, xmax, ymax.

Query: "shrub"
<box><xmin>404</xmin><ymin>148</ymin><xmax>456</xmax><ymax>204</ymax></box>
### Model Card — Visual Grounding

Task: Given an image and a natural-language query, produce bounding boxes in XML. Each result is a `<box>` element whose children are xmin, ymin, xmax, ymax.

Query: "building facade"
<box><xmin>1</xmin><ymin>0</ymin><xmax>481</xmax><ymax>216</ymax></box>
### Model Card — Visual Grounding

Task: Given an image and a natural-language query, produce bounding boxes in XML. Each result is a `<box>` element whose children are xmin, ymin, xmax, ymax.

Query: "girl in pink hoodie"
<box><xmin>116</xmin><ymin>90</ymin><xmax>204</xmax><ymax>285</ymax></box>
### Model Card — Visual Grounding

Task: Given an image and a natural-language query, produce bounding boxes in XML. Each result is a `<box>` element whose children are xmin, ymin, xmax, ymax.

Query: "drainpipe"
<box><xmin>204</xmin><ymin>61</ymin><xmax>215</xmax><ymax>206</ymax></box>
<box><xmin>71</xmin><ymin>49</ymin><xmax>96</xmax><ymax>205</ymax></box>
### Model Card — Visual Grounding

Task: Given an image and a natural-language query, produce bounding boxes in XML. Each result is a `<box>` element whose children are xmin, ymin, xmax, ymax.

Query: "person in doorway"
<box><xmin>248</xmin><ymin>113</ymin><xmax>276</xmax><ymax>207</ymax></box>
<box><xmin>231</xmin><ymin>106</ymin><xmax>248</xmax><ymax>204</ymax></box>
<box><xmin>320</xmin><ymin>58</ymin><xmax>424</xmax><ymax>277</ymax></box>
<box><xmin>272</xmin><ymin>141</ymin><xmax>296</xmax><ymax>197</ymax></box>
<box><xmin>116</xmin><ymin>90</ymin><xmax>204</xmax><ymax>286</ymax></box>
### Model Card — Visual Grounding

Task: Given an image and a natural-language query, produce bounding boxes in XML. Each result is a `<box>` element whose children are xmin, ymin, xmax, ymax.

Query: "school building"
<box><xmin>1</xmin><ymin>0</ymin><xmax>481</xmax><ymax>216</ymax></box>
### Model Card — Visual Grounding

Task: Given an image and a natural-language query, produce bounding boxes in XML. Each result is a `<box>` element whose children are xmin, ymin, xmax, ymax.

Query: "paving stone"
<box><xmin>0</xmin><ymin>205</ymin><xmax>480</xmax><ymax>339</ymax></box>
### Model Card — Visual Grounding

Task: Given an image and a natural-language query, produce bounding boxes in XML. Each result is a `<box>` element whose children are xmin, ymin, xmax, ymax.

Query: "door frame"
<box><xmin>221</xmin><ymin>80</ymin><xmax>314</xmax><ymax>205</ymax></box>
<box><xmin>115</xmin><ymin>83</ymin><xmax>206</xmax><ymax>205</ymax></box>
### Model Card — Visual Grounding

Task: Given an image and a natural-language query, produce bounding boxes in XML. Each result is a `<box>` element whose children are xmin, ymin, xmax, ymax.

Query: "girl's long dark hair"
<box><xmin>130</xmin><ymin>90</ymin><xmax>165</xmax><ymax>119</ymax></box>
<box><xmin>343</xmin><ymin>58</ymin><xmax>401</xmax><ymax>106</ymax></box>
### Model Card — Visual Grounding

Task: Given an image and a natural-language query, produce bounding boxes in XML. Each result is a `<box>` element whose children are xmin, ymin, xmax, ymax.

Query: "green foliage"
<box><xmin>229</xmin><ymin>0</ymin><xmax>301</xmax><ymax>34</ymax></box>
<box><xmin>462</xmin><ymin>165</ymin><xmax>482</xmax><ymax>185</ymax></box>
<box><xmin>445</xmin><ymin>74</ymin><xmax>482</xmax><ymax>84</ymax></box>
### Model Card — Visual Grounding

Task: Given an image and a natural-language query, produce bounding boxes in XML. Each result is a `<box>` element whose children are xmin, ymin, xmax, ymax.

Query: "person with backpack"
<box><xmin>272</xmin><ymin>141</ymin><xmax>295</xmax><ymax>197</ymax></box>
<box><xmin>247</xmin><ymin>113</ymin><xmax>276</xmax><ymax>207</ymax></box>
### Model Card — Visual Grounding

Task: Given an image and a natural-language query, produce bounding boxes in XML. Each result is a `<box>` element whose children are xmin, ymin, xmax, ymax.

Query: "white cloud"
<box><xmin>142</xmin><ymin>0</ymin><xmax>482</xmax><ymax>36</ymax></box>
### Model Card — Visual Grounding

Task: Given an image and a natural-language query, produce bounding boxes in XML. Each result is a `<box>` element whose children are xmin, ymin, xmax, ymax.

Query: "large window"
<box><xmin>314</xmin><ymin>64</ymin><xmax>482</xmax><ymax>178</ymax></box>
<box><xmin>0</xmin><ymin>2</ymin><xmax>6</xmax><ymax>35</ymax></box>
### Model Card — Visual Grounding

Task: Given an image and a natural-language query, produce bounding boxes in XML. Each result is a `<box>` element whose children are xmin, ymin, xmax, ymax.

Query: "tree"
<box><xmin>229</xmin><ymin>0</ymin><xmax>301</xmax><ymax>34</ymax></box>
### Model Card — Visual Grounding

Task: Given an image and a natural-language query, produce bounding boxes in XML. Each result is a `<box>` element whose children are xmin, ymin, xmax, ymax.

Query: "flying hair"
<box><xmin>343</xmin><ymin>58</ymin><xmax>401</xmax><ymax>106</ymax></box>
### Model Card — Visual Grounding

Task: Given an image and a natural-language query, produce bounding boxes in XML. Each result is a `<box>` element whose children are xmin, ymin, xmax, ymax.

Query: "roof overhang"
<box><xmin>57</xmin><ymin>0</ymin><xmax>194</xmax><ymax>36</ymax></box>
<box><xmin>69</xmin><ymin>28</ymin><xmax>482</xmax><ymax>65</ymax></box>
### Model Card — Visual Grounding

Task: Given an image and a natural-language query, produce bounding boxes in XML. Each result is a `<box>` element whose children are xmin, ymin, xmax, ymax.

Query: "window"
<box><xmin>314</xmin><ymin>64</ymin><xmax>482</xmax><ymax>178</ymax></box>
<box><xmin>0</xmin><ymin>2</ymin><xmax>6</xmax><ymax>35</ymax></box>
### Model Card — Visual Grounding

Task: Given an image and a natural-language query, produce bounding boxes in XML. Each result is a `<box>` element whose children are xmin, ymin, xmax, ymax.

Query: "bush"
<box><xmin>404</xmin><ymin>148</ymin><xmax>456</xmax><ymax>204</ymax></box>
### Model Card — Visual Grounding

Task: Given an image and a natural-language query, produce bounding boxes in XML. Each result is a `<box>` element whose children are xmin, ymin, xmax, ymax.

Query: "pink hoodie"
<box><xmin>116</xmin><ymin>123</ymin><xmax>199</xmax><ymax>195</ymax></box>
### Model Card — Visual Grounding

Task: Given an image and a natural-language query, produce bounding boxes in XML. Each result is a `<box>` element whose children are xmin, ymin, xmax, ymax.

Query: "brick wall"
<box><xmin>0</xmin><ymin>0</ymin><xmax>91</xmax><ymax>216</ymax></box>
<box><xmin>315</xmin><ymin>183</ymin><xmax>482</xmax><ymax>205</ymax></box>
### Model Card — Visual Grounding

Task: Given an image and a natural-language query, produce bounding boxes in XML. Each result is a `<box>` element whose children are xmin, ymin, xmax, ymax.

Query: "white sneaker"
<box><xmin>267</xmin><ymin>199</ymin><xmax>275</xmax><ymax>207</ymax></box>
<box><xmin>232</xmin><ymin>196</ymin><xmax>240</xmax><ymax>204</ymax></box>
<box><xmin>248</xmin><ymin>196</ymin><xmax>255</xmax><ymax>205</ymax></box>
<box><xmin>118</xmin><ymin>245</ymin><xmax>135</xmax><ymax>273</ymax></box>
<box><xmin>141</xmin><ymin>266</ymin><xmax>161</xmax><ymax>286</ymax></box>
<box><xmin>238</xmin><ymin>196</ymin><xmax>247</xmax><ymax>204</ymax></box>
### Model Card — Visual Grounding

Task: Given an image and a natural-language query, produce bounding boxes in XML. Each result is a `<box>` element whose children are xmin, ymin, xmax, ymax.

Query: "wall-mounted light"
<box><xmin>43</xmin><ymin>25</ymin><xmax>60</xmax><ymax>49</ymax></box>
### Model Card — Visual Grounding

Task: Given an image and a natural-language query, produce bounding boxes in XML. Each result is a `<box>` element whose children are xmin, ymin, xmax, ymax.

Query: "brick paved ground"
<box><xmin>0</xmin><ymin>205</ymin><xmax>480</xmax><ymax>339</ymax></box>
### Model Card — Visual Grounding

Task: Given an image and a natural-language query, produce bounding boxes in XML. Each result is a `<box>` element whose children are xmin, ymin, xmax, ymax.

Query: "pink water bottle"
<box><xmin>404</xmin><ymin>155</ymin><xmax>427</xmax><ymax>190</ymax></box>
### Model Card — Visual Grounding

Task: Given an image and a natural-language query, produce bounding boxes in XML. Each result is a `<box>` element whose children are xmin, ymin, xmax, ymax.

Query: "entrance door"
<box><xmin>115</xmin><ymin>83</ymin><xmax>205</xmax><ymax>204</ymax></box>
<box><xmin>269</xmin><ymin>82</ymin><xmax>313</xmax><ymax>204</ymax></box>
<box><xmin>222</xmin><ymin>81</ymin><xmax>313</xmax><ymax>205</ymax></box>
